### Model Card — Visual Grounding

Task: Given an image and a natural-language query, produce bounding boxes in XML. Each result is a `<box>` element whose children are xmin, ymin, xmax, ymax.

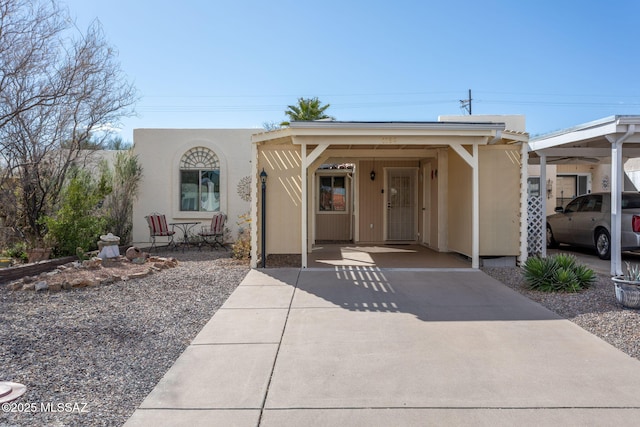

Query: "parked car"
<box><xmin>546</xmin><ymin>192</ymin><xmax>640</xmax><ymax>260</ymax></box>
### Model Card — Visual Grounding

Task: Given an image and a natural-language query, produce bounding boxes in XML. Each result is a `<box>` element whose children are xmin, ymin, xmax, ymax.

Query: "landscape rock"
<box><xmin>35</xmin><ymin>281</ymin><xmax>48</xmax><ymax>291</ymax></box>
<box><xmin>82</xmin><ymin>258</ymin><xmax>102</xmax><ymax>269</ymax></box>
<box><xmin>125</xmin><ymin>246</ymin><xmax>142</xmax><ymax>260</ymax></box>
<box><xmin>71</xmin><ymin>278</ymin><xmax>93</xmax><ymax>288</ymax></box>
<box><xmin>129</xmin><ymin>270</ymin><xmax>151</xmax><ymax>279</ymax></box>
<box><xmin>9</xmin><ymin>282</ymin><xmax>23</xmax><ymax>291</ymax></box>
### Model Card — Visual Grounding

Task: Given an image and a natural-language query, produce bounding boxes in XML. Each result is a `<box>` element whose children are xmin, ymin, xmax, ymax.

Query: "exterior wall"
<box><xmin>479</xmin><ymin>146</ymin><xmax>521</xmax><ymax>256</ymax></box>
<box><xmin>439</xmin><ymin>114</ymin><xmax>526</xmax><ymax>132</ymax></box>
<box><xmin>422</xmin><ymin>158</ymin><xmax>440</xmax><ymax>249</ymax></box>
<box><xmin>527</xmin><ymin>164</ymin><xmax>558</xmax><ymax>215</ymax></box>
<box><xmin>131</xmin><ymin>129</ymin><xmax>254</xmax><ymax>246</ymax></box>
<box><xmin>257</xmin><ymin>144</ymin><xmax>302</xmax><ymax>254</ymax></box>
<box><xmin>448</xmin><ymin>146</ymin><xmax>521</xmax><ymax>257</ymax></box>
<box><xmin>625</xmin><ymin>158</ymin><xmax>640</xmax><ymax>190</ymax></box>
<box><xmin>447</xmin><ymin>148</ymin><xmax>472</xmax><ymax>256</ymax></box>
<box><xmin>357</xmin><ymin>159</ymin><xmax>420</xmax><ymax>243</ymax></box>
<box><xmin>530</xmin><ymin>163</ymin><xmax>635</xmax><ymax>215</ymax></box>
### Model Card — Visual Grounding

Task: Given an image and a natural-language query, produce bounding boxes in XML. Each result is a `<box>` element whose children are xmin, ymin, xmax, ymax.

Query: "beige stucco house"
<box><xmin>130</xmin><ymin>116</ymin><xmax>530</xmax><ymax>270</ymax></box>
<box><xmin>250</xmin><ymin>115</ymin><xmax>530</xmax><ymax>269</ymax></box>
<box><xmin>131</xmin><ymin>129</ymin><xmax>254</xmax><ymax>246</ymax></box>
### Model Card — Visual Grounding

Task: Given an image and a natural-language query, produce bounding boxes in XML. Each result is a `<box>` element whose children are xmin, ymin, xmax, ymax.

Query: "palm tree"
<box><xmin>281</xmin><ymin>97</ymin><xmax>334</xmax><ymax>126</ymax></box>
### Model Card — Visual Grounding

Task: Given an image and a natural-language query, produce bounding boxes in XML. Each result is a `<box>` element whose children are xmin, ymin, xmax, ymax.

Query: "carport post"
<box><xmin>608</xmin><ymin>124</ymin><xmax>635</xmax><ymax>276</ymax></box>
<box><xmin>611</xmin><ymin>139</ymin><xmax>624</xmax><ymax>276</ymax></box>
<box><xmin>539</xmin><ymin>154</ymin><xmax>547</xmax><ymax>258</ymax></box>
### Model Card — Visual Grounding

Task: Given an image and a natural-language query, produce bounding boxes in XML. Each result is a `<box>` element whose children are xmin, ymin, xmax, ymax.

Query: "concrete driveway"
<box><xmin>125</xmin><ymin>267</ymin><xmax>640</xmax><ymax>426</ymax></box>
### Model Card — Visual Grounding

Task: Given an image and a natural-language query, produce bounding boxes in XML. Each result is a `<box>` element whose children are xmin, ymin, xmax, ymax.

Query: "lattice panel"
<box><xmin>527</xmin><ymin>196</ymin><xmax>544</xmax><ymax>256</ymax></box>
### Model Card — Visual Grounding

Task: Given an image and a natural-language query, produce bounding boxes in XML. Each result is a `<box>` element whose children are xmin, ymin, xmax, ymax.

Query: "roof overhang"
<box><xmin>529</xmin><ymin>115</ymin><xmax>640</xmax><ymax>163</ymax></box>
<box><xmin>252</xmin><ymin>121</ymin><xmax>527</xmax><ymax>147</ymax></box>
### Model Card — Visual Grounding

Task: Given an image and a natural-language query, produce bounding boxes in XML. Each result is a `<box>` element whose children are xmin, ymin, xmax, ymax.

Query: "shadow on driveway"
<box><xmin>295</xmin><ymin>267</ymin><xmax>560</xmax><ymax>322</ymax></box>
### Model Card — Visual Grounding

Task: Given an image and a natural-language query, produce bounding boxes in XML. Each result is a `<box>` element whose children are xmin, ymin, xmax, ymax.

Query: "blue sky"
<box><xmin>63</xmin><ymin>0</ymin><xmax>640</xmax><ymax>142</ymax></box>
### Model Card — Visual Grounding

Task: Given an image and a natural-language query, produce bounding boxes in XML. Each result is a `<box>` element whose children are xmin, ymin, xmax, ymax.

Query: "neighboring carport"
<box><xmin>529</xmin><ymin>115</ymin><xmax>640</xmax><ymax>275</ymax></box>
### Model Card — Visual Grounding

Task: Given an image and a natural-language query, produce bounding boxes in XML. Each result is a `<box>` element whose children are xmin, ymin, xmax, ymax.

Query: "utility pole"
<box><xmin>460</xmin><ymin>89</ymin><xmax>472</xmax><ymax>115</ymax></box>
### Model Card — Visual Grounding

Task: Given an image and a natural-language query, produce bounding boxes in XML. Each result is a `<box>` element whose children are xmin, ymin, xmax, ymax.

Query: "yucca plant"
<box><xmin>523</xmin><ymin>254</ymin><xmax>595</xmax><ymax>293</ymax></box>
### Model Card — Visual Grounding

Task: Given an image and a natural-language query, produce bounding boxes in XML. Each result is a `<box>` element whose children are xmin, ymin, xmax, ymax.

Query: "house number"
<box><xmin>381</xmin><ymin>137</ymin><xmax>396</xmax><ymax>144</ymax></box>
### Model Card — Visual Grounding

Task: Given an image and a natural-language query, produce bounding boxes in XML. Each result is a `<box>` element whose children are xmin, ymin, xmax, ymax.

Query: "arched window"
<box><xmin>179</xmin><ymin>147</ymin><xmax>220</xmax><ymax>212</ymax></box>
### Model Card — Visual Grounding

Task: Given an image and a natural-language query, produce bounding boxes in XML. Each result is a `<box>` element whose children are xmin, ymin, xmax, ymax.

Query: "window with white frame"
<box><xmin>179</xmin><ymin>147</ymin><xmax>220</xmax><ymax>212</ymax></box>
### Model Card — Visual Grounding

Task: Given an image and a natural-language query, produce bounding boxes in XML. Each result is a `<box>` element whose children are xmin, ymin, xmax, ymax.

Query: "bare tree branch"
<box><xmin>0</xmin><ymin>0</ymin><xmax>138</xmax><ymax>240</ymax></box>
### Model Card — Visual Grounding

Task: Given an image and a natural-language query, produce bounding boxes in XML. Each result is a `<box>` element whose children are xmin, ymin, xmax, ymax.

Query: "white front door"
<box><xmin>385</xmin><ymin>168</ymin><xmax>418</xmax><ymax>241</ymax></box>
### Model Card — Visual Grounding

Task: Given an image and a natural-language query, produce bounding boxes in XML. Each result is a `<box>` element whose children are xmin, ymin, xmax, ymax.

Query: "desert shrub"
<box><xmin>231</xmin><ymin>212</ymin><xmax>251</xmax><ymax>260</ymax></box>
<box><xmin>100</xmin><ymin>150</ymin><xmax>143</xmax><ymax>245</ymax></box>
<box><xmin>43</xmin><ymin>169</ymin><xmax>108</xmax><ymax>256</ymax></box>
<box><xmin>523</xmin><ymin>253</ymin><xmax>595</xmax><ymax>292</ymax></box>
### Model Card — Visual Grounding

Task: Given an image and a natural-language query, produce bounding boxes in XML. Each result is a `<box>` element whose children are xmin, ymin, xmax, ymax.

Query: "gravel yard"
<box><xmin>0</xmin><ymin>250</ymin><xmax>249</xmax><ymax>427</ymax></box>
<box><xmin>1</xmin><ymin>253</ymin><xmax>640</xmax><ymax>427</ymax></box>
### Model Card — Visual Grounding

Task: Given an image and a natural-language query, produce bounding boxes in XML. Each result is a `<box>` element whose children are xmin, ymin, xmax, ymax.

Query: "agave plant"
<box><xmin>523</xmin><ymin>254</ymin><xmax>595</xmax><ymax>293</ymax></box>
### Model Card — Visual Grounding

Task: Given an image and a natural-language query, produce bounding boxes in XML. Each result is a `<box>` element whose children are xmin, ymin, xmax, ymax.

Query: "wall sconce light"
<box><xmin>370</xmin><ymin>170</ymin><xmax>376</xmax><ymax>181</ymax></box>
<box><xmin>546</xmin><ymin>178</ymin><xmax>553</xmax><ymax>199</ymax></box>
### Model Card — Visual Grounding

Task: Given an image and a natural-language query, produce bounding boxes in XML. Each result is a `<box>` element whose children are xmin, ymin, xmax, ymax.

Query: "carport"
<box><xmin>250</xmin><ymin>118</ymin><xmax>529</xmax><ymax>270</ymax></box>
<box><xmin>529</xmin><ymin>115</ymin><xmax>640</xmax><ymax>275</ymax></box>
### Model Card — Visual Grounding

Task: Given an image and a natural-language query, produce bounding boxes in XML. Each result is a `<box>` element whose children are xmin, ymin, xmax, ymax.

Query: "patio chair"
<box><xmin>145</xmin><ymin>212</ymin><xmax>176</xmax><ymax>252</ymax></box>
<box><xmin>198</xmin><ymin>212</ymin><xmax>227</xmax><ymax>250</ymax></box>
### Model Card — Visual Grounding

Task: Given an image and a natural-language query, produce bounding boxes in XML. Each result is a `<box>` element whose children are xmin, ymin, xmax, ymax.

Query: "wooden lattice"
<box><xmin>527</xmin><ymin>196</ymin><xmax>544</xmax><ymax>256</ymax></box>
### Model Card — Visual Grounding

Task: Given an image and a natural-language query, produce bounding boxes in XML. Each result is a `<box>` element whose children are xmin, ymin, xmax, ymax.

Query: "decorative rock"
<box><xmin>48</xmin><ymin>283</ymin><xmax>62</xmax><ymax>291</ymax></box>
<box><xmin>129</xmin><ymin>270</ymin><xmax>151</xmax><ymax>279</ymax></box>
<box><xmin>131</xmin><ymin>257</ymin><xmax>146</xmax><ymax>265</ymax></box>
<box><xmin>22</xmin><ymin>276</ymin><xmax>34</xmax><ymax>284</ymax></box>
<box><xmin>22</xmin><ymin>283</ymin><xmax>35</xmax><ymax>291</ymax></box>
<box><xmin>9</xmin><ymin>282</ymin><xmax>23</xmax><ymax>291</ymax></box>
<box><xmin>82</xmin><ymin>258</ymin><xmax>102</xmax><ymax>269</ymax></box>
<box><xmin>71</xmin><ymin>278</ymin><xmax>93</xmax><ymax>288</ymax></box>
<box><xmin>126</xmin><ymin>246</ymin><xmax>142</xmax><ymax>260</ymax></box>
<box><xmin>61</xmin><ymin>281</ymin><xmax>72</xmax><ymax>290</ymax></box>
<box><xmin>35</xmin><ymin>281</ymin><xmax>48</xmax><ymax>291</ymax></box>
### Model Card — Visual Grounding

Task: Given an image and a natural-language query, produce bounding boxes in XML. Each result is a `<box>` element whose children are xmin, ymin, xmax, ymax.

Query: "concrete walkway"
<box><xmin>125</xmin><ymin>267</ymin><xmax>640</xmax><ymax>426</ymax></box>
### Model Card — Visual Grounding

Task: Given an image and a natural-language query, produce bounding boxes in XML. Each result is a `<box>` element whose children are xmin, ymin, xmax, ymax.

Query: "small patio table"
<box><xmin>168</xmin><ymin>222</ymin><xmax>200</xmax><ymax>251</ymax></box>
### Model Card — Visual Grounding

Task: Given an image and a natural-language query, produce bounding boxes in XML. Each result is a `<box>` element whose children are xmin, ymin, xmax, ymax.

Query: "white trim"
<box><xmin>472</xmin><ymin>144</ymin><xmax>479</xmax><ymax>269</ymax></box>
<box><xmin>539</xmin><ymin>154</ymin><xmax>547</xmax><ymax>258</ymax></box>
<box><xmin>422</xmin><ymin>163</ymin><xmax>432</xmax><ymax>247</ymax></box>
<box><xmin>301</xmin><ymin>142</ymin><xmax>308</xmax><ymax>268</ymax></box>
<box><xmin>520</xmin><ymin>142</ymin><xmax>529</xmax><ymax>264</ymax></box>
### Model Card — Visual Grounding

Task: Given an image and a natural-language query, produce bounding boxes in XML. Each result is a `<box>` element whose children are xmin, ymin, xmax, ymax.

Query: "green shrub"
<box><xmin>523</xmin><ymin>254</ymin><xmax>595</xmax><ymax>292</ymax></box>
<box><xmin>2</xmin><ymin>241</ymin><xmax>28</xmax><ymax>262</ymax></box>
<box><xmin>43</xmin><ymin>169</ymin><xmax>107</xmax><ymax>256</ymax></box>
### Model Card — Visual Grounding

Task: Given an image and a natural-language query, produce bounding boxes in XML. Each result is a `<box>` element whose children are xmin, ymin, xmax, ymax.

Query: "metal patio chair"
<box><xmin>145</xmin><ymin>212</ymin><xmax>176</xmax><ymax>251</ymax></box>
<box><xmin>198</xmin><ymin>212</ymin><xmax>227</xmax><ymax>250</ymax></box>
